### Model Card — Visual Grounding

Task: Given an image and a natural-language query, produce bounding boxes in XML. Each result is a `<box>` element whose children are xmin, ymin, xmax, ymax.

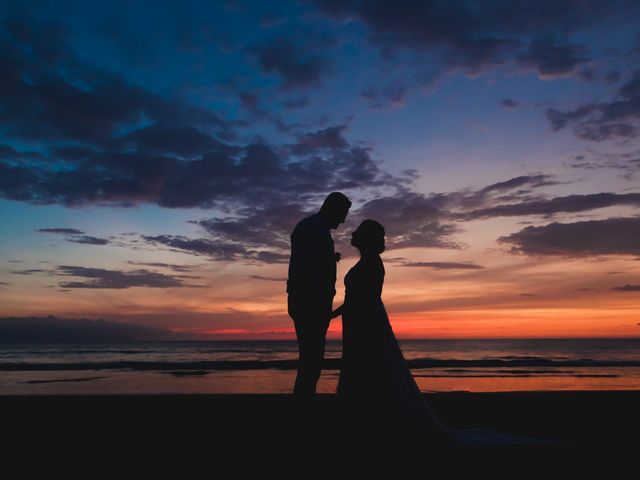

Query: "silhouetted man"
<box><xmin>287</xmin><ymin>192</ymin><xmax>352</xmax><ymax>400</ymax></box>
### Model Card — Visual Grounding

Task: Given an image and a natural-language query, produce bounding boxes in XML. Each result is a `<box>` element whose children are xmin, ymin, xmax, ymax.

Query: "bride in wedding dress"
<box><xmin>331</xmin><ymin>219</ymin><xmax>456</xmax><ymax>444</ymax></box>
<box><xmin>331</xmin><ymin>219</ymin><xmax>547</xmax><ymax>448</ymax></box>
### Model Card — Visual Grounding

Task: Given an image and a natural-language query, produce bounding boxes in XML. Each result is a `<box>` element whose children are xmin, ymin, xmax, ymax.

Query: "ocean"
<box><xmin>1</xmin><ymin>338</ymin><xmax>640</xmax><ymax>395</ymax></box>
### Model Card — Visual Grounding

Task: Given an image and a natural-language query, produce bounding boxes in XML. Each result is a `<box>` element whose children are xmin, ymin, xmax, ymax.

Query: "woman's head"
<box><xmin>351</xmin><ymin>219</ymin><xmax>385</xmax><ymax>255</ymax></box>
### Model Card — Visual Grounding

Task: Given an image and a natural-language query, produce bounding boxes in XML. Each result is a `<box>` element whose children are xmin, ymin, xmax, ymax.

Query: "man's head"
<box><xmin>318</xmin><ymin>192</ymin><xmax>351</xmax><ymax>229</ymax></box>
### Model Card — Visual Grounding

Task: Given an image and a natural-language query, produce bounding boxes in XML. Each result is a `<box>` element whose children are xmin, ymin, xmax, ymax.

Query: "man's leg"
<box><xmin>290</xmin><ymin>303</ymin><xmax>331</xmax><ymax>398</ymax></box>
<box><xmin>290</xmin><ymin>296</ymin><xmax>311</xmax><ymax>398</ymax></box>
<box><xmin>293</xmin><ymin>318</ymin><xmax>325</xmax><ymax>397</ymax></box>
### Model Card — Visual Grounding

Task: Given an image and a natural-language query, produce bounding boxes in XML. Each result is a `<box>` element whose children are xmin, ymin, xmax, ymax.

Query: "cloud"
<box><xmin>121</xmin><ymin>124</ymin><xmax>234</xmax><ymax>158</ymax></box>
<box><xmin>295</xmin><ymin>125</ymin><xmax>349</xmax><ymax>150</ymax></box>
<box><xmin>546</xmin><ymin>70</ymin><xmax>640</xmax><ymax>141</ymax></box>
<box><xmin>65</xmin><ymin>235</ymin><xmax>110</xmax><ymax>245</ymax></box>
<box><xmin>147</xmin><ymin>173</ymin><xmax>545</xmax><ymax>261</ymax></box>
<box><xmin>126</xmin><ymin>261</ymin><xmax>202</xmax><ymax>273</ymax></box>
<box><xmin>315</xmin><ymin>0</ymin><xmax>515</xmax><ymax>67</ymax></box>
<box><xmin>0</xmin><ymin>18</ymin><xmax>272</xmax><ymax>209</ymax></box>
<box><xmin>313</xmin><ymin>0</ymin><xmax>640</xmax><ymax>78</ymax></box>
<box><xmin>497</xmin><ymin>216</ymin><xmax>640</xmax><ymax>256</ymax></box>
<box><xmin>55</xmin><ymin>265</ymin><xmax>203</xmax><ymax>289</ymax></box>
<box><xmin>36</xmin><ymin>227</ymin><xmax>109</xmax><ymax>245</ymax></box>
<box><xmin>328</xmin><ymin>174</ymin><xmax>577</xmax><ymax>251</ymax></box>
<box><xmin>251</xmin><ymin>251</ymin><xmax>290</xmax><ymax>263</ymax></box>
<box><xmin>398</xmin><ymin>261</ymin><xmax>484</xmax><ymax>269</ymax></box>
<box><xmin>237</xmin><ymin>92</ymin><xmax>269</xmax><ymax>120</ymax></box>
<box><xmin>478</xmin><ymin>174</ymin><xmax>560</xmax><ymax>195</ymax></box>
<box><xmin>350</xmin><ymin>190</ymin><xmax>464</xmax><ymax>249</ymax></box>
<box><xmin>579</xmin><ymin>66</ymin><xmax>598</xmax><ymax>82</ymax></box>
<box><xmin>282</xmin><ymin>97</ymin><xmax>310</xmax><ymax>109</ymax></box>
<box><xmin>250</xmin><ymin>39</ymin><xmax>327</xmax><ymax>90</ymax></box>
<box><xmin>249</xmin><ymin>275</ymin><xmax>288</xmax><ymax>282</ymax></box>
<box><xmin>457</xmin><ymin>192</ymin><xmax>640</xmax><ymax>220</ymax></box>
<box><xmin>129</xmin><ymin>129</ymin><xmax>418</xmax><ymax>263</ymax></box>
<box><xmin>195</xmin><ymin>201</ymin><xmax>306</xmax><ymax>251</ymax></box>
<box><xmin>440</xmin><ymin>174</ymin><xmax>564</xmax><ymax>215</ymax></box>
<box><xmin>0</xmin><ymin>17</ymin><xmax>228</xmax><ymax>148</ymax></box>
<box><xmin>141</xmin><ymin>234</ymin><xmax>289</xmax><ymax>264</ymax></box>
<box><xmin>606</xmin><ymin>70</ymin><xmax>622</xmax><ymax>84</ymax></box>
<box><xmin>37</xmin><ymin>228</ymin><xmax>85</xmax><ymax>235</ymax></box>
<box><xmin>501</xmin><ymin>98</ymin><xmax>519</xmax><ymax>108</ymax></box>
<box><xmin>9</xmin><ymin>269</ymin><xmax>49</xmax><ymax>275</ymax></box>
<box><xmin>141</xmin><ymin>235</ymin><xmax>249</xmax><ymax>261</ymax></box>
<box><xmin>566</xmin><ymin>151</ymin><xmax>640</xmax><ymax>181</ymax></box>
<box><xmin>0</xmin><ymin>33</ymin><xmax>408</xmax><ymax>214</ymax></box>
<box><xmin>0</xmin><ymin>144</ymin><xmax>43</xmax><ymax>160</ymax></box>
<box><xmin>613</xmin><ymin>284</ymin><xmax>640</xmax><ymax>291</ymax></box>
<box><xmin>361</xmin><ymin>82</ymin><xmax>407</xmax><ymax>109</ymax></box>
<box><xmin>517</xmin><ymin>36</ymin><xmax>590</xmax><ymax>78</ymax></box>
<box><xmin>126</xmin><ymin>132</ymin><xmax>420</xmax><ymax>263</ymax></box>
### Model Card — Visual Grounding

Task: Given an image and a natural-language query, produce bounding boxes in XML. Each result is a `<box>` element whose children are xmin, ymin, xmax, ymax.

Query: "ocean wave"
<box><xmin>18</xmin><ymin>376</ymin><xmax>109</xmax><ymax>384</ymax></box>
<box><xmin>493</xmin><ymin>355</ymin><xmax>571</xmax><ymax>360</ymax></box>
<box><xmin>2</xmin><ymin>357</ymin><xmax>640</xmax><ymax>371</ymax></box>
<box><xmin>413</xmin><ymin>374</ymin><xmax>620</xmax><ymax>378</ymax></box>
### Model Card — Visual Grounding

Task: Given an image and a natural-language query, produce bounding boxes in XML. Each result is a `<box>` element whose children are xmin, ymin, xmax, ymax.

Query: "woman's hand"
<box><xmin>330</xmin><ymin>304</ymin><xmax>344</xmax><ymax>318</ymax></box>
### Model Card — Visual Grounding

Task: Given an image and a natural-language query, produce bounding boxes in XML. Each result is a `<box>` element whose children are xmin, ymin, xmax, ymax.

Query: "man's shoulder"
<box><xmin>293</xmin><ymin>213</ymin><xmax>322</xmax><ymax>234</ymax></box>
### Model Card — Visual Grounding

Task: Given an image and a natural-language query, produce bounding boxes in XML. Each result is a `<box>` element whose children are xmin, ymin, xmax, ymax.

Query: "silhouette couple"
<box><xmin>287</xmin><ymin>192</ymin><xmax>456</xmax><ymax>444</ymax></box>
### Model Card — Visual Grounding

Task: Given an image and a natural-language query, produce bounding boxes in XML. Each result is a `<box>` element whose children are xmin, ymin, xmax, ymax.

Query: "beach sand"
<box><xmin>4</xmin><ymin>391</ymin><xmax>637</xmax><ymax>468</ymax></box>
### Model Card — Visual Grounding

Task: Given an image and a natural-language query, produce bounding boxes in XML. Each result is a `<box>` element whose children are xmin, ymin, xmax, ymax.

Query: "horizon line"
<box><xmin>136</xmin><ymin>336</ymin><xmax>640</xmax><ymax>341</ymax></box>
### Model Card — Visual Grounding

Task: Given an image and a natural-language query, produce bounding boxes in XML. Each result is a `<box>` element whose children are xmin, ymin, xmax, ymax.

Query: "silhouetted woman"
<box><xmin>331</xmin><ymin>219</ymin><xmax>456</xmax><ymax>444</ymax></box>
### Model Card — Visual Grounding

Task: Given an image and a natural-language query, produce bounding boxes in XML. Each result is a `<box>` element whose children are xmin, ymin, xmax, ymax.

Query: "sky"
<box><xmin>1</xmin><ymin>0</ymin><xmax>639</xmax><ymax>339</ymax></box>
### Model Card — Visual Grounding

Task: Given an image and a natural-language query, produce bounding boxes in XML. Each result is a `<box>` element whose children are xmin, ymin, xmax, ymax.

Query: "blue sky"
<box><xmin>1</xmin><ymin>0</ymin><xmax>639</xmax><ymax>338</ymax></box>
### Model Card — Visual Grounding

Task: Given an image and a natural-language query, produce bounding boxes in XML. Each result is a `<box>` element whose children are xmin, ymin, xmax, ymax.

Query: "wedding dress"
<box><xmin>336</xmin><ymin>255</ymin><xmax>451</xmax><ymax>440</ymax></box>
<box><xmin>336</xmin><ymin>255</ymin><xmax>550</xmax><ymax>447</ymax></box>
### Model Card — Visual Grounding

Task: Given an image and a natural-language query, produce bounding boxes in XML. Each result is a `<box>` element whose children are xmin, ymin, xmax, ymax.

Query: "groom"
<box><xmin>287</xmin><ymin>192</ymin><xmax>352</xmax><ymax>400</ymax></box>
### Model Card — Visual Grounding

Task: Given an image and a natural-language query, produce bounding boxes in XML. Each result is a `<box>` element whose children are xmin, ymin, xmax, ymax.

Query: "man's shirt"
<box><xmin>286</xmin><ymin>213</ymin><xmax>336</xmax><ymax>300</ymax></box>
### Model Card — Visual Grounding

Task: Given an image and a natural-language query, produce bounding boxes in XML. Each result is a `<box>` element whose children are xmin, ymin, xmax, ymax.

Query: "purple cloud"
<box><xmin>498</xmin><ymin>216</ymin><xmax>640</xmax><ymax>257</ymax></box>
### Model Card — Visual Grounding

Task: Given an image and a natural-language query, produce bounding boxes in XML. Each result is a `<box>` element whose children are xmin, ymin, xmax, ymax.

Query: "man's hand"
<box><xmin>335</xmin><ymin>252</ymin><xmax>341</xmax><ymax>262</ymax></box>
<box><xmin>330</xmin><ymin>304</ymin><xmax>344</xmax><ymax>318</ymax></box>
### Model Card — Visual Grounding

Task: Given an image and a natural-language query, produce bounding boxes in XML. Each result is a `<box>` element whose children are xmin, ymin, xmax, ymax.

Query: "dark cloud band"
<box><xmin>498</xmin><ymin>216</ymin><xmax>640</xmax><ymax>256</ymax></box>
<box><xmin>55</xmin><ymin>265</ymin><xmax>203</xmax><ymax>289</ymax></box>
